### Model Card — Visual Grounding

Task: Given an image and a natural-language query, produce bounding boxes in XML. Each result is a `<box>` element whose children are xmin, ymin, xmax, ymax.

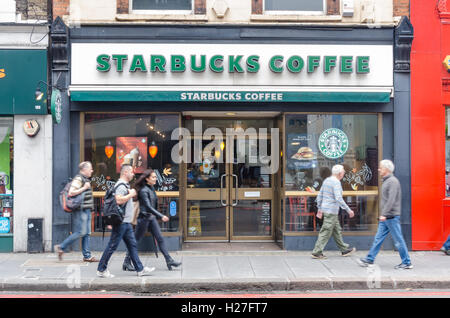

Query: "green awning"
<box><xmin>70</xmin><ymin>90</ymin><xmax>391</xmax><ymax>103</ymax></box>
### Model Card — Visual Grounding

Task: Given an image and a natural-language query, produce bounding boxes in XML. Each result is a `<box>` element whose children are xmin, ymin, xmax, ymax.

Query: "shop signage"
<box><xmin>0</xmin><ymin>50</ymin><xmax>47</xmax><ymax>115</ymax></box>
<box><xmin>51</xmin><ymin>89</ymin><xmax>63</xmax><ymax>124</ymax></box>
<box><xmin>0</xmin><ymin>217</ymin><xmax>10</xmax><ymax>234</ymax></box>
<box><xmin>169</xmin><ymin>201</ymin><xmax>177</xmax><ymax>217</ymax></box>
<box><xmin>318</xmin><ymin>128</ymin><xmax>349</xmax><ymax>159</ymax></box>
<box><xmin>71</xmin><ymin>43</ymin><xmax>393</xmax><ymax>103</ymax></box>
<box><xmin>23</xmin><ymin>119</ymin><xmax>40</xmax><ymax>137</ymax></box>
<box><xmin>96</xmin><ymin>53</ymin><xmax>370</xmax><ymax>74</ymax></box>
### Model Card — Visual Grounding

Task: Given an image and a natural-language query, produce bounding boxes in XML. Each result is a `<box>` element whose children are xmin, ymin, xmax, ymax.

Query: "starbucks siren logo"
<box><xmin>318</xmin><ymin>128</ymin><xmax>349</xmax><ymax>159</ymax></box>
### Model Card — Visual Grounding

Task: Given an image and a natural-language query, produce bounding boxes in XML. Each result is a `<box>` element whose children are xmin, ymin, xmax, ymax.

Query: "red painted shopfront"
<box><xmin>411</xmin><ymin>0</ymin><xmax>450</xmax><ymax>250</ymax></box>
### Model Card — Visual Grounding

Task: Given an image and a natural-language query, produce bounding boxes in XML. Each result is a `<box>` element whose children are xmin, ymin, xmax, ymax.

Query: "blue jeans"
<box><xmin>365</xmin><ymin>216</ymin><xmax>411</xmax><ymax>265</ymax></box>
<box><xmin>97</xmin><ymin>223</ymin><xmax>144</xmax><ymax>273</ymax></box>
<box><xmin>443</xmin><ymin>235</ymin><xmax>450</xmax><ymax>250</ymax></box>
<box><xmin>124</xmin><ymin>215</ymin><xmax>171</xmax><ymax>265</ymax></box>
<box><xmin>60</xmin><ymin>209</ymin><xmax>92</xmax><ymax>259</ymax></box>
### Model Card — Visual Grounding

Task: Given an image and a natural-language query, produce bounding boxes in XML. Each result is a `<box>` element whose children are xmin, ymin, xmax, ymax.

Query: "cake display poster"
<box><xmin>116</xmin><ymin>137</ymin><xmax>147</xmax><ymax>173</ymax></box>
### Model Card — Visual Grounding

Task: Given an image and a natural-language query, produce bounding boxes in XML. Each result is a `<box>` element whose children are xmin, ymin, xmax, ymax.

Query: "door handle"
<box><xmin>232</xmin><ymin>174</ymin><xmax>238</xmax><ymax>207</ymax></box>
<box><xmin>220</xmin><ymin>174</ymin><xmax>227</xmax><ymax>207</ymax></box>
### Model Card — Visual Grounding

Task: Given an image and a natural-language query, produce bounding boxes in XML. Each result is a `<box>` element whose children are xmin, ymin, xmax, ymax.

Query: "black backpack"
<box><xmin>102</xmin><ymin>183</ymin><xmax>128</xmax><ymax>227</ymax></box>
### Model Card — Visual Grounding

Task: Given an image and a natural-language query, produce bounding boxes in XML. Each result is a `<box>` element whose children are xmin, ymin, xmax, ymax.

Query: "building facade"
<box><xmin>410</xmin><ymin>0</ymin><xmax>450</xmax><ymax>250</ymax></box>
<box><xmin>0</xmin><ymin>0</ymin><xmax>52</xmax><ymax>252</ymax></box>
<box><xmin>50</xmin><ymin>0</ymin><xmax>413</xmax><ymax>252</ymax></box>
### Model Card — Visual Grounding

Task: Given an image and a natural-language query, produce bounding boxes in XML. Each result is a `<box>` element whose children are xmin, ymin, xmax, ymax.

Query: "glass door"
<box><xmin>184</xmin><ymin>118</ymin><xmax>276</xmax><ymax>242</ymax></box>
<box><xmin>230</xmin><ymin>134</ymin><xmax>274</xmax><ymax>240</ymax></box>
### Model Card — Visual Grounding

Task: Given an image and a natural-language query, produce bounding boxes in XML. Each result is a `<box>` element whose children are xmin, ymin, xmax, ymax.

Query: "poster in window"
<box><xmin>116</xmin><ymin>137</ymin><xmax>147</xmax><ymax>173</ymax></box>
<box><xmin>0</xmin><ymin>130</ymin><xmax>11</xmax><ymax>194</ymax></box>
<box><xmin>287</xmin><ymin>133</ymin><xmax>317</xmax><ymax>170</ymax></box>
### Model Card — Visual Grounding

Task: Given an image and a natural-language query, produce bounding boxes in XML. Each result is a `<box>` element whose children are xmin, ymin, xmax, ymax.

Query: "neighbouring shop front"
<box><xmin>0</xmin><ymin>47</ymin><xmax>50</xmax><ymax>252</ymax></box>
<box><xmin>56</xmin><ymin>23</ymin><xmax>411</xmax><ymax>251</ymax></box>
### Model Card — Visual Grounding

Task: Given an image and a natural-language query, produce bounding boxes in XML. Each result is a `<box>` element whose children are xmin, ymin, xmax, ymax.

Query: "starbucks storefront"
<box><xmin>61</xmin><ymin>25</ymin><xmax>408</xmax><ymax>251</ymax></box>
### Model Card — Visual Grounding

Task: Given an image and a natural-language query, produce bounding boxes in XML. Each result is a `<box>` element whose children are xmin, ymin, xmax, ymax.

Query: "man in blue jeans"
<box><xmin>358</xmin><ymin>159</ymin><xmax>413</xmax><ymax>269</ymax></box>
<box><xmin>97</xmin><ymin>164</ymin><xmax>154</xmax><ymax>278</ymax></box>
<box><xmin>55</xmin><ymin>161</ymin><xmax>98</xmax><ymax>262</ymax></box>
<box><xmin>440</xmin><ymin>235</ymin><xmax>450</xmax><ymax>255</ymax></box>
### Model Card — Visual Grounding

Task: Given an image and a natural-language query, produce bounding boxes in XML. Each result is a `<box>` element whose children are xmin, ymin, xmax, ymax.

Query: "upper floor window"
<box><xmin>264</xmin><ymin>0</ymin><xmax>326</xmax><ymax>15</ymax></box>
<box><xmin>132</xmin><ymin>0</ymin><xmax>193</xmax><ymax>13</ymax></box>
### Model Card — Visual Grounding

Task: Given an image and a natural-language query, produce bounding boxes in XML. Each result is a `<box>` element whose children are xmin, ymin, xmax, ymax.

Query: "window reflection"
<box><xmin>284</xmin><ymin>114</ymin><xmax>379</xmax><ymax>232</ymax></box>
<box><xmin>84</xmin><ymin>113</ymin><xmax>179</xmax><ymax>192</ymax></box>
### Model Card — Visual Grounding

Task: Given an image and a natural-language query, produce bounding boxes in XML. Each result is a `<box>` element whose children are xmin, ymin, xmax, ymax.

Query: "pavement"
<box><xmin>0</xmin><ymin>248</ymin><xmax>449</xmax><ymax>294</ymax></box>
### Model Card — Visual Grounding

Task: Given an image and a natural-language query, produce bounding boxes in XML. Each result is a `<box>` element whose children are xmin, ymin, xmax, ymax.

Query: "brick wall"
<box><xmin>194</xmin><ymin>0</ymin><xmax>206</xmax><ymax>14</ymax></box>
<box><xmin>394</xmin><ymin>0</ymin><xmax>410</xmax><ymax>17</ymax></box>
<box><xmin>53</xmin><ymin>0</ymin><xmax>69</xmax><ymax>19</ymax></box>
<box><xmin>252</xmin><ymin>0</ymin><xmax>262</xmax><ymax>14</ymax></box>
<box><xmin>327</xmin><ymin>0</ymin><xmax>340</xmax><ymax>15</ymax></box>
<box><xmin>16</xmin><ymin>0</ymin><xmax>49</xmax><ymax>21</ymax></box>
<box><xmin>117</xmin><ymin>0</ymin><xmax>128</xmax><ymax>14</ymax></box>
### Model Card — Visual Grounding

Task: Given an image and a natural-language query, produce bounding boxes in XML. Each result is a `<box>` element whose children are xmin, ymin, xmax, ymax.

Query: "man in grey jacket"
<box><xmin>358</xmin><ymin>159</ymin><xmax>413</xmax><ymax>269</ymax></box>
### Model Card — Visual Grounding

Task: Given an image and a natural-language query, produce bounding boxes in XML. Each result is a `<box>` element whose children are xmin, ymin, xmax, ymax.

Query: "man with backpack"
<box><xmin>96</xmin><ymin>164</ymin><xmax>155</xmax><ymax>278</ymax></box>
<box><xmin>54</xmin><ymin>161</ymin><xmax>98</xmax><ymax>262</ymax></box>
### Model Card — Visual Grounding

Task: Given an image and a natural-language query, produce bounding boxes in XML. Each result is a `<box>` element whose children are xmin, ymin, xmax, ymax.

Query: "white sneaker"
<box><xmin>96</xmin><ymin>270</ymin><xmax>115</xmax><ymax>278</ymax></box>
<box><xmin>137</xmin><ymin>266</ymin><xmax>155</xmax><ymax>277</ymax></box>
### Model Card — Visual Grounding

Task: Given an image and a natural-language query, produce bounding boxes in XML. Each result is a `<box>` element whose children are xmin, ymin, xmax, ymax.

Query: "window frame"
<box><xmin>130</xmin><ymin>0</ymin><xmax>194</xmax><ymax>15</ymax></box>
<box><xmin>263</xmin><ymin>0</ymin><xmax>327</xmax><ymax>16</ymax></box>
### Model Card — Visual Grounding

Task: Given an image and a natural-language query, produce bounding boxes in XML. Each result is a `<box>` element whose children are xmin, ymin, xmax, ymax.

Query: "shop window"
<box><xmin>284</xmin><ymin>114</ymin><xmax>379</xmax><ymax>232</ymax></box>
<box><xmin>84</xmin><ymin>113</ymin><xmax>180</xmax><ymax>232</ymax></box>
<box><xmin>132</xmin><ymin>0</ymin><xmax>193</xmax><ymax>13</ymax></box>
<box><xmin>0</xmin><ymin>117</ymin><xmax>13</xmax><ymax>237</ymax></box>
<box><xmin>265</xmin><ymin>0</ymin><xmax>326</xmax><ymax>15</ymax></box>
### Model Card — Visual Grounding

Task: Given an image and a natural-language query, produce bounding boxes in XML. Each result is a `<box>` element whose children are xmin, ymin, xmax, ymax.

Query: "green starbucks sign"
<box><xmin>318</xmin><ymin>128</ymin><xmax>349</xmax><ymax>159</ymax></box>
<box><xmin>51</xmin><ymin>89</ymin><xmax>62</xmax><ymax>124</ymax></box>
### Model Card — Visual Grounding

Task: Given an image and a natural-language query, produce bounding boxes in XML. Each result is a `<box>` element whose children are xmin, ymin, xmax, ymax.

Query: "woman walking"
<box><xmin>122</xmin><ymin>169</ymin><xmax>182</xmax><ymax>271</ymax></box>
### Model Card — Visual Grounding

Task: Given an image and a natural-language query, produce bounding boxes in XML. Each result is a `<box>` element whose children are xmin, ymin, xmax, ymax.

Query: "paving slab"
<box><xmin>0</xmin><ymin>251</ymin><xmax>447</xmax><ymax>293</ymax></box>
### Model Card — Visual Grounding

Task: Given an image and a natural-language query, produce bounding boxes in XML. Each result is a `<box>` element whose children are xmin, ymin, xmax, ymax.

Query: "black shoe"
<box><xmin>311</xmin><ymin>252</ymin><xmax>327</xmax><ymax>259</ymax></box>
<box><xmin>341</xmin><ymin>247</ymin><xmax>356</xmax><ymax>257</ymax></box>
<box><xmin>166</xmin><ymin>258</ymin><xmax>182</xmax><ymax>271</ymax></box>
<box><xmin>122</xmin><ymin>262</ymin><xmax>135</xmax><ymax>271</ymax></box>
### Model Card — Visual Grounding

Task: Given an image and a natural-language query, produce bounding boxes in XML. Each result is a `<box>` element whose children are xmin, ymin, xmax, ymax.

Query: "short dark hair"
<box><xmin>120</xmin><ymin>164</ymin><xmax>132</xmax><ymax>175</ymax></box>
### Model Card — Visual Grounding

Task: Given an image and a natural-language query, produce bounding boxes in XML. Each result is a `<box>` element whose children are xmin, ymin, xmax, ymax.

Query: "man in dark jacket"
<box><xmin>358</xmin><ymin>159</ymin><xmax>413</xmax><ymax>269</ymax></box>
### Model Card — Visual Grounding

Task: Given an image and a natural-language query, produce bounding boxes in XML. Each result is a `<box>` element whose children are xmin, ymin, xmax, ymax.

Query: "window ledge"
<box><xmin>116</xmin><ymin>14</ymin><xmax>208</xmax><ymax>22</ymax></box>
<box><xmin>250</xmin><ymin>14</ymin><xmax>342</xmax><ymax>22</ymax></box>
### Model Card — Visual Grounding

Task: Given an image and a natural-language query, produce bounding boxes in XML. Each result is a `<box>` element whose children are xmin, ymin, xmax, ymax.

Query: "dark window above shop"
<box><xmin>132</xmin><ymin>0</ymin><xmax>192</xmax><ymax>11</ymax></box>
<box><xmin>265</xmin><ymin>0</ymin><xmax>325</xmax><ymax>13</ymax></box>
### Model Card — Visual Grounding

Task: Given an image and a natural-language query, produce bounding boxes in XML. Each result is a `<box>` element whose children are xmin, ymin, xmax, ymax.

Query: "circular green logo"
<box><xmin>318</xmin><ymin>128</ymin><xmax>349</xmax><ymax>159</ymax></box>
<box><xmin>51</xmin><ymin>89</ymin><xmax>62</xmax><ymax>124</ymax></box>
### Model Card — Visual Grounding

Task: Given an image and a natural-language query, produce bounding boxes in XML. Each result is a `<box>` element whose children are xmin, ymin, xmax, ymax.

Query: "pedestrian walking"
<box><xmin>55</xmin><ymin>161</ymin><xmax>98</xmax><ymax>262</ymax></box>
<box><xmin>440</xmin><ymin>234</ymin><xmax>450</xmax><ymax>255</ymax></box>
<box><xmin>311</xmin><ymin>164</ymin><xmax>356</xmax><ymax>259</ymax></box>
<box><xmin>358</xmin><ymin>159</ymin><xmax>413</xmax><ymax>269</ymax></box>
<box><xmin>122</xmin><ymin>169</ymin><xmax>182</xmax><ymax>271</ymax></box>
<box><xmin>96</xmin><ymin>164</ymin><xmax>155</xmax><ymax>278</ymax></box>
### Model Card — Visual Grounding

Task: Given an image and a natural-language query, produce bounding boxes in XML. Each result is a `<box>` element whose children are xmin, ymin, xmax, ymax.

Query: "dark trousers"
<box><xmin>98</xmin><ymin>223</ymin><xmax>144</xmax><ymax>273</ymax></box>
<box><xmin>124</xmin><ymin>215</ymin><xmax>171</xmax><ymax>265</ymax></box>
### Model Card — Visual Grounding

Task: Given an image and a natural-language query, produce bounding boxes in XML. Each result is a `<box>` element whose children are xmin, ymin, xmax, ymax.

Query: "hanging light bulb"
<box><xmin>105</xmin><ymin>141</ymin><xmax>114</xmax><ymax>159</ymax></box>
<box><xmin>149</xmin><ymin>141</ymin><xmax>158</xmax><ymax>158</ymax></box>
<box><xmin>220</xmin><ymin>141</ymin><xmax>225</xmax><ymax>151</ymax></box>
